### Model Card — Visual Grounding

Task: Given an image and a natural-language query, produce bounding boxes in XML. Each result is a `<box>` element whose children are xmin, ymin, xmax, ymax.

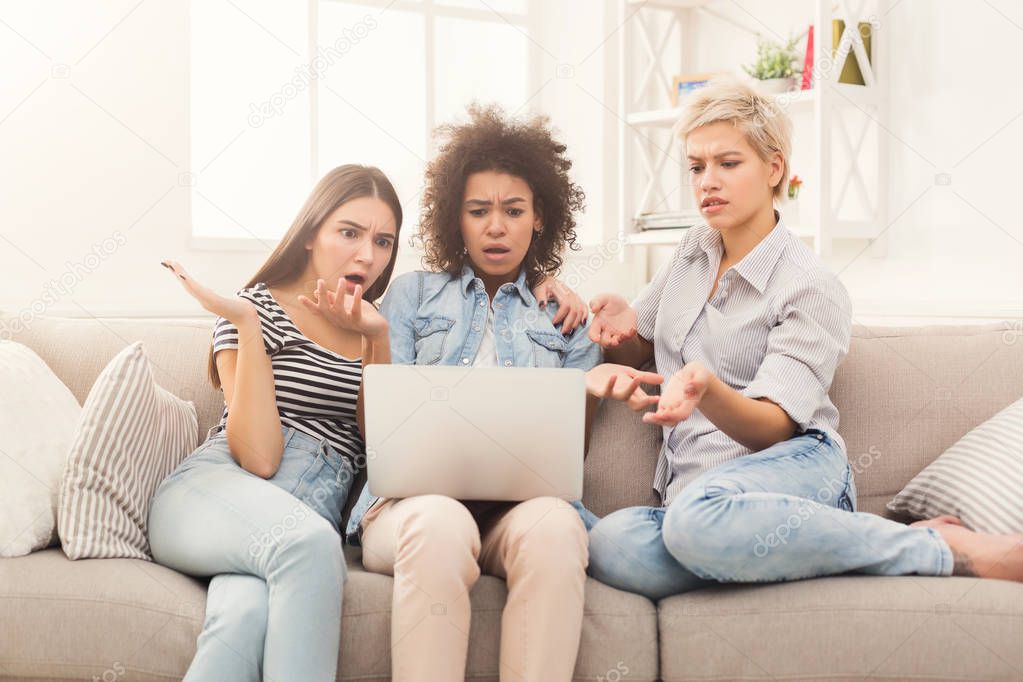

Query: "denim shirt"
<box><xmin>344</xmin><ymin>265</ymin><xmax>602</xmax><ymax>543</ymax></box>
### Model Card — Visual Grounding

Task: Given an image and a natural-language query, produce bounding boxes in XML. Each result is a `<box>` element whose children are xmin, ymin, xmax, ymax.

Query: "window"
<box><xmin>190</xmin><ymin>0</ymin><xmax>535</xmax><ymax>246</ymax></box>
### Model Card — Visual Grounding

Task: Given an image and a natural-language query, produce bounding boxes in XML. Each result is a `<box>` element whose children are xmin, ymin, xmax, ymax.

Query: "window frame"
<box><xmin>190</xmin><ymin>0</ymin><xmax>539</xmax><ymax>250</ymax></box>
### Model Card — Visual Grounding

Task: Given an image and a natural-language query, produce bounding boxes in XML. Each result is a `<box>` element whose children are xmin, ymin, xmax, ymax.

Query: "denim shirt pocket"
<box><xmin>414</xmin><ymin>315</ymin><xmax>455</xmax><ymax>365</ymax></box>
<box><xmin>525</xmin><ymin>329</ymin><xmax>568</xmax><ymax>368</ymax></box>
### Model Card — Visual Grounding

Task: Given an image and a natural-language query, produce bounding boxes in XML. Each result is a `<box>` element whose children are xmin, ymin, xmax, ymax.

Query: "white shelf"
<box><xmin>623</xmin><ymin>228</ymin><xmax>690</xmax><ymax>246</ymax></box>
<box><xmin>617</xmin><ymin>0</ymin><xmax>889</xmax><ymax>261</ymax></box>
<box><xmin>625</xmin><ymin>88</ymin><xmax>816</xmax><ymax>128</ymax></box>
<box><xmin>625</xmin><ymin>0</ymin><xmax>712</xmax><ymax>8</ymax></box>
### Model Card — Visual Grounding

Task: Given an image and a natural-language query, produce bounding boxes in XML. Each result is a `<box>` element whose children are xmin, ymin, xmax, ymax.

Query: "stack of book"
<box><xmin>634</xmin><ymin>210</ymin><xmax>702</xmax><ymax>231</ymax></box>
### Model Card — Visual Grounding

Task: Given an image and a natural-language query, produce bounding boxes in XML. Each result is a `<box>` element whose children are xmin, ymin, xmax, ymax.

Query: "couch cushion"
<box><xmin>3</xmin><ymin>316</ymin><xmax>223</xmax><ymax>445</ymax></box>
<box><xmin>832</xmin><ymin>323</ymin><xmax>1023</xmax><ymax>518</ymax></box>
<box><xmin>58</xmin><ymin>342</ymin><xmax>198</xmax><ymax>560</ymax></box>
<box><xmin>0</xmin><ymin>547</ymin><xmax>659</xmax><ymax>682</ymax></box>
<box><xmin>0</xmin><ymin>548</ymin><xmax>206</xmax><ymax>680</ymax></box>
<box><xmin>582</xmin><ymin>397</ymin><xmax>662</xmax><ymax>517</ymax></box>
<box><xmin>887</xmin><ymin>395</ymin><xmax>1023</xmax><ymax>533</ymax></box>
<box><xmin>0</xmin><ymin>341</ymin><xmax>81</xmax><ymax>558</ymax></box>
<box><xmin>658</xmin><ymin>574</ymin><xmax>1023</xmax><ymax>681</ymax></box>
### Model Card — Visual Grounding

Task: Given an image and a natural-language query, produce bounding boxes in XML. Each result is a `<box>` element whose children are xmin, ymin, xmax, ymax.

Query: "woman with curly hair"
<box><xmin>344</xmin><ymin>105</ymin><xmax>660</xmax><ymax>681</ymax></box>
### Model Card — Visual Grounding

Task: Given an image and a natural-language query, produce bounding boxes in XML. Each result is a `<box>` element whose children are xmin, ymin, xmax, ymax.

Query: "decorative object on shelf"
<box><xmin>617</xmin><ymin>0</ymin><xmax>886</xmax><ymax>258</ymax></box>
<box><xmin>670</xmin><ymin>72</ymin><xmax>720</xmax><ymax>107</ymax></box>
<box><xmin>832</xmin><ymin>19</ymin><xmax>872</xmax><ymax>85</ymax></box>
<box><xmin>800</xmin><ymin>24</ymin><xmax>814</xmax><ymax>90</ymax></box>
<box><xmin>788</xmin><ymin>175</ymin><xmax>803</xmax><ymax>200</ymax></box>
<box><xmin>634</xmin><ymin>209</ymin><xmax>702</xmax><ymax>231</ymax></box>
<box><xmin>743</xmin><ymin>34</ymin><xmax>802</xmax><ymax>94</ymax></box>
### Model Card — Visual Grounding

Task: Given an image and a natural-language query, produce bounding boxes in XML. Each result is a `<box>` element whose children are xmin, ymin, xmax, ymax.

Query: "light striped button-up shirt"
<box><xmin>633</xmin><ymin>211</ymin><xmax>852</xmax><ymax>506</ymax></box>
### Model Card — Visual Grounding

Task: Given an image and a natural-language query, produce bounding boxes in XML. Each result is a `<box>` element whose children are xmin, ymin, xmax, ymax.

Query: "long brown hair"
<box><xmin>208</xmin><ymin>164</ymin><xmax>403</xmax><ymax>388</ymax></box>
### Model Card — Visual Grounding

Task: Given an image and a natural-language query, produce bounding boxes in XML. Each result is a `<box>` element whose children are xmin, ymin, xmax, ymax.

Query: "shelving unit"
<box><xmin>617</xmin><ymin>0</ymin><xmax>889</xmax><ymax>260</ymax></box>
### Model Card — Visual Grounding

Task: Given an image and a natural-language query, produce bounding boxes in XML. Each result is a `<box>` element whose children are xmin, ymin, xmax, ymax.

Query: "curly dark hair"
<box><xmin>418</xmin><ymin>103</ymin><xmax>585</xmax><ymax>288</ymax></box>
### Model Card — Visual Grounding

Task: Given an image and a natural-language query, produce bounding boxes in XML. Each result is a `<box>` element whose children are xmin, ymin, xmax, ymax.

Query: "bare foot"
<box><xmin>931</xmin><ymin>524</ymin><xmax>1023</xmax><ymax>581</ymax></box>
<box><xmin>910</xmin><ymin>515</ymin><xmax>966</xmax><ymax>529</ymax></box>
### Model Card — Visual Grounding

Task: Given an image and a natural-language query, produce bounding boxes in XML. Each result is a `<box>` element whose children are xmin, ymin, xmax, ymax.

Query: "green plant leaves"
<box><xmin>743</xmin><ymin>34</ymin><xmax>802</xmax><ymax>80</ymax></box>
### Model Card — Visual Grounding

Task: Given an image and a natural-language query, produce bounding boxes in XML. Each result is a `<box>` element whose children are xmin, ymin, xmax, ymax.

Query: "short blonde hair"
<box><xmin>677</xmin><ymin>77</ymin><xmax>793</xmax><ymax>200</ymax></box>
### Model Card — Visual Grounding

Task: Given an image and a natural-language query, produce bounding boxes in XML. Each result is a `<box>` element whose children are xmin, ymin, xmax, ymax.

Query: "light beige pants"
<box><xmin>359</xmin><ymin>494</ymin><xmax>589</xmax><ymax>682</ymax></box>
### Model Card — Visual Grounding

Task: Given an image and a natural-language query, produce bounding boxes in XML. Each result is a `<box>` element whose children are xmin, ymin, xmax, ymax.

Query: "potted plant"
<box><xmin>743</xmin><ymin>35</ymin><xmax>802</xmax><ymax>94</ymax></box>
<box><xmin>788</xmin><ymin>174</ymin><xmax>803</xmax><ymax>200</ymax></box>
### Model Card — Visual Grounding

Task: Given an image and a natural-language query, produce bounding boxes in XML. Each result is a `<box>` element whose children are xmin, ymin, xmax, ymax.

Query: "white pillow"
<box><xmin>58</xmin><ymin>341</ymin><xmax>198</xmax><ymax>560</ymax></box>
<box><xmin>888</xmin><ymin>396</ymin><xmax>1023</xmax><ymax>534</ymax></box>
<box><xmin>0</xmin><ymin>341</ymin><xmax>82</xmax><ymax>557</ymax></box>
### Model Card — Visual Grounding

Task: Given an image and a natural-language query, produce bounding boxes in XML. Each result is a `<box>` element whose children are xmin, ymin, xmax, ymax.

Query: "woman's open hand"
<box><xmin>643</xmin><ymin>361</ymin><xmax>713</xmax><ymax>426</ymax></box>
<box><xmin>161</xmin><ymin>260</ymin><xmax>258</xmax><ymax>326</ymax></box>
<box><xmin>588</xmin><ymin>294</ymin><xmax>638</xmax><ymax>348</ymax></box>
<box><xmin>532</xmin><ymin>276</ymin><xmax>588</xmax><ymax>335</ymax></box>
<box><xmin>298</xmin><ymin>278</ymin><xmax>389</xmax><ymax>341</ymax></box>
<box><xmin>585</xmin><ymin>363</ymin><xmax>663</xmax><ymax>411</ymax></box>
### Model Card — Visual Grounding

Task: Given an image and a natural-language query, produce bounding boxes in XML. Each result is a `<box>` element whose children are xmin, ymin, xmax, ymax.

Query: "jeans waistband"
<box><xmin>798</xmin><ymin>427</ymin><xmax>828</xmax><ymax>441</ymax></box>
<box><xmin>206</xmin><ymin>424</ymin><xmax>353</xmax><ymax>484</ymax></box>
<box><xmin>207</xmin><ymin>423</ymin><xmax>330</xmax><ymax>454</ymax></box>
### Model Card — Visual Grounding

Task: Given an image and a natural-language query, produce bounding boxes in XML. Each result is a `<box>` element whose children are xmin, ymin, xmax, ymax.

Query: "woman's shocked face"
<box><xmin>460</xmin><ymin>170</ymin><xmax>541</xmax><ymax>282</ymax></box>
<box><xmin>304</xmin><ymin>196</ymin><xmax>398</xmax><ymax>294</ymax></box>
<box><xmin>686</xmin><ymin>120</ymin><xmax>784</xmax><ymax>231</ymax></box>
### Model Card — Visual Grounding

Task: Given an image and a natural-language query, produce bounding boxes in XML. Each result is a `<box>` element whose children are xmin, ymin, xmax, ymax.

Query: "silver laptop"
<box><xmin>363</xmin><ymin>365</ymin><xmax>585</xmax><ymax>501</ymax></box>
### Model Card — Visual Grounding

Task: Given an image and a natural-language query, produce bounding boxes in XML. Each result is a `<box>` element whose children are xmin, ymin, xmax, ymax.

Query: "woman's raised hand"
<box><xmin>532</xmin><ymin>276</ymin><xmax>588</xmax><ymax>335</ymax></box>
<box><xmin>161</xmin><ymin>260</ymin><xmax>258</xmax><ymax>325</ymax></box>
<box><xmin>643</xmin><ymin>361</ymin><xmax>712</xmax><ymax>427</ymax></box>
<box><xmin>588</xmin><ymin>294</ymin><xmax>638</xmax><ymax>348</ymax></box>
<box><xmin>298</xmin><ymin>278</ymin><xmax>389</xmax><ymax>340</ymax></box>
<box><xmin>585</xmin><ymin>363</ymin><xmax>662</xmax><ymax>411</ymax></box>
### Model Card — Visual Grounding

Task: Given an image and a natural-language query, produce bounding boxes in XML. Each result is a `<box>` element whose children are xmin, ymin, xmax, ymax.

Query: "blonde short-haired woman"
<box><xmin>586</xmin><ymin>77</ymin><xmax>1023</xmax><ymax>599</ymax></box>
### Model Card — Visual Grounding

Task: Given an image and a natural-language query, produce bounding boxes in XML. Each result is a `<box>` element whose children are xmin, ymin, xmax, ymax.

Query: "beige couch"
<box><xmin>2</xmin><ymin>315</ymin><xmax>1022</xmax><ymax>681</ymax></box>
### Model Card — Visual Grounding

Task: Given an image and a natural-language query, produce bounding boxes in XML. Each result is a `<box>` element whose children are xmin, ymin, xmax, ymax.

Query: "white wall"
<box><xmin>1</xmin><ymin>0</ymin><xmax>1020</xmax><ymax>326</ymax></box>
<box><xmin>646</xmin><ymin>0</ymin><xmax>1023</xmax><ymax>323</ymax></box>
<box><xmin>0</xmin><ymin>0</ymin><xmax>255</xmax><ymax>320</ymax></box>
<box><xmin>828</xmin><ymin>0</ymin><xmax>1023</xmax><ymax>321</ymax></box>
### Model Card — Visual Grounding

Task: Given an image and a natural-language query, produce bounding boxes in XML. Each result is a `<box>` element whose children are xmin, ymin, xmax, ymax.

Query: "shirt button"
<box><xmin>503</xmin><ymin>359</ymin><xmax>512</xmax><ymax>367</ymax></box>
<box><xmin>479</xmin><ymin>301</ymin><xmax>485</xmax><ymax>308</ymax></box>
<box><xmin>461</xmin><ymin>358</ymin><xmax>469</xmax><ymax>365</ymax></box>
<box><xmin>472</xmin><ymin>325</ymin><xmax>480</xmax><ymax>331</ymax></box>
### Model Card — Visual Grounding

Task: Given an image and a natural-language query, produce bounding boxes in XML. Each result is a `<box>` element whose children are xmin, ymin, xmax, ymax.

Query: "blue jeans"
<box><xmin>148</xmin><ymin>426</ymin><xmax>355</xmax><ymax>682</ymax></box>
<box><xmin>587</xmin><ymin>430</ymin><xmax>954</xmax><ymax>601</ymax></box>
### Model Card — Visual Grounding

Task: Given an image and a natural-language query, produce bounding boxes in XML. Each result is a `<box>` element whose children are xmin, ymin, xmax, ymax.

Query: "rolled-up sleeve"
<box><xmin>741</xmin><ymin>271</ymin><xmax>852</xmax><ymax>430</ymax></box>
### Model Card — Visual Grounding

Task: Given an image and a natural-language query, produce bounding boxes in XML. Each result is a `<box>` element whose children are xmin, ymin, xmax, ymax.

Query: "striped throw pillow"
<box><xmin>887</xmin><ymin>396</ymin><xmax>1023</xmax><ymax>534</ymax></box>
<box><xmin>58</xmin><ymin>342</ymin><xmax>198</xmax><ymax>560</ymax></box>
